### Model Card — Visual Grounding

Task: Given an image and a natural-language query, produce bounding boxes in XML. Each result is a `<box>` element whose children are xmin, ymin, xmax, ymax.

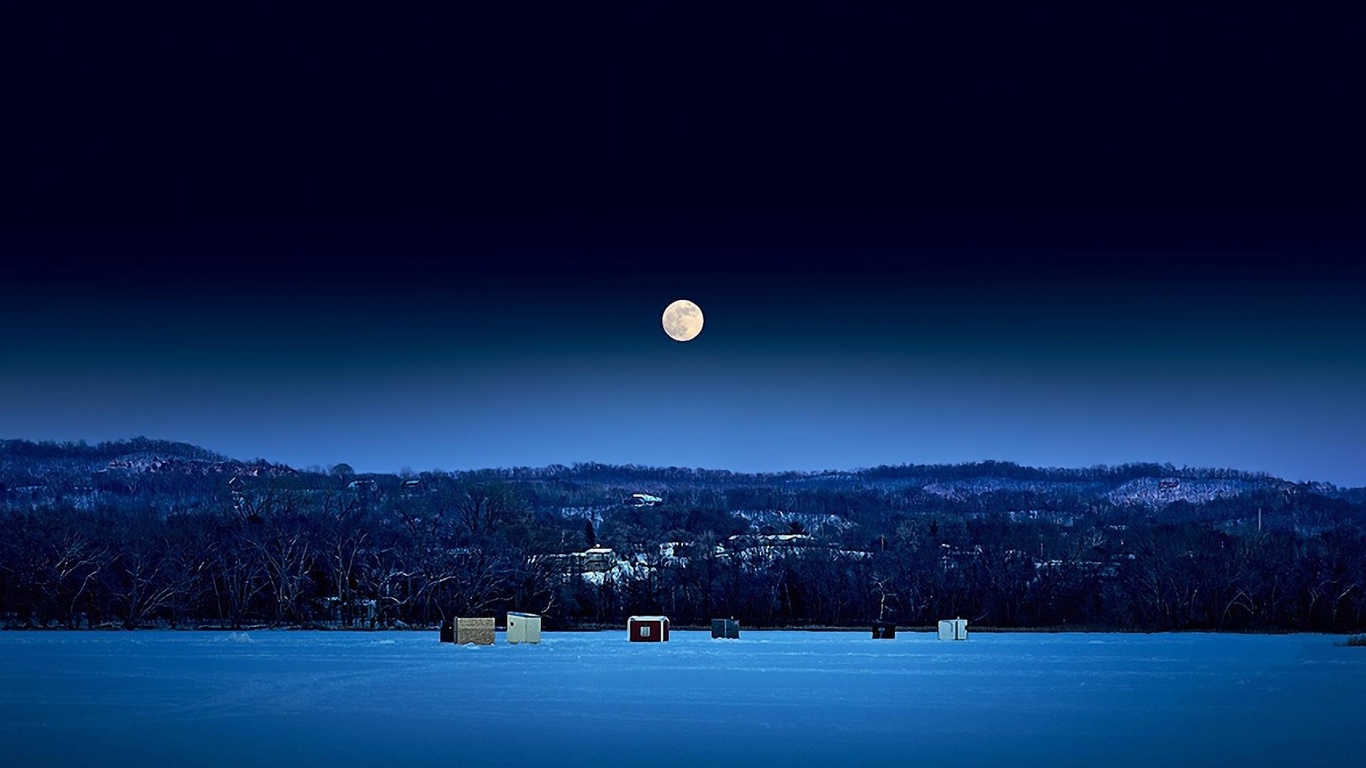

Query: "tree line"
<box><xmin>1</xmin><ymin>441</ymin><xmax>1364</xmax><ymax>632</ymax></box>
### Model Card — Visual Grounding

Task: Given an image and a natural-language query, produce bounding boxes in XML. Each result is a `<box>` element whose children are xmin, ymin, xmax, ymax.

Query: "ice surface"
<box><xmin>1</xmin><ymin>631</ymin><xmax>1363</xmax><ymax>767</ymax></box>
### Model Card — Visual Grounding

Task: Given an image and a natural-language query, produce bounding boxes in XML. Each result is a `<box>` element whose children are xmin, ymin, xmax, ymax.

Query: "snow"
<box><xmin>1</xmin><ymin>631</ymin><xmax>1363</xmax><ymax>767</ymax></box>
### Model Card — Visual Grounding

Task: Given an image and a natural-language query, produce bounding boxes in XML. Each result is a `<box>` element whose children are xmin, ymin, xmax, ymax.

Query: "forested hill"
<box><xmin>2</xmin><ymin>438</ymin><xmax>1365</xmax><ymax>633</ymax></box>
<box><xmin>3</xmin><ymin>439</ymin><xmax>1362</xmax><ymax>524</ymax></box>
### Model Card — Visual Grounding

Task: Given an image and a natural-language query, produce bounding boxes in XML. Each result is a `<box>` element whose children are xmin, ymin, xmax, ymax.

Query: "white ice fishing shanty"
<box><xmin>506</xmin><ymin>612</ymin><xmax>542</xmax><ymax>644</ymax></box>
<box><xmin>938</xmin><ymin>618</ymin><xmax>968</xmax><ymax>641</ymax></box>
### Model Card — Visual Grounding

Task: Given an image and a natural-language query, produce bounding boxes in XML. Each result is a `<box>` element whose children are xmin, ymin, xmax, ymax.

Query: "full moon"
<box><xmin>662</xmin><ymin>299</ymin><xmax>704</xmax><ymax>342</ymax></box>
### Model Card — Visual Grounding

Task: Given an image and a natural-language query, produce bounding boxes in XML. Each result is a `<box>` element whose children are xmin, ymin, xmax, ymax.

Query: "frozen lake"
<box><xmin>2</xmin><ymin>630</ymin><xmax>1363</xmax><ymax>767</ymax></box>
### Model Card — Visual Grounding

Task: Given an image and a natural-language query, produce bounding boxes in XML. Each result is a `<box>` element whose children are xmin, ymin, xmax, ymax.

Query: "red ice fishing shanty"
<box><xmin>627</xmin><ymin>615</ymin><xmax>669</xmax><ymax>642</ymax></box>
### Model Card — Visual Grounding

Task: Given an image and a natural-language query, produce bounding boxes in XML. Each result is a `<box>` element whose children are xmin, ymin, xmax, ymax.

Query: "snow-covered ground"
<box><xmin>2</xmin><ymin>630</ymin><xmax>1362</xmax><ymax>767</ymax></box>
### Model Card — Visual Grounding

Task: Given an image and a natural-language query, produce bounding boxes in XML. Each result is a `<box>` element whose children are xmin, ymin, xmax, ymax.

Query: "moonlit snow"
<box><xmin>2</xmin><ymin>631</ymin><xmax>1363</xmax><ymax>767</ymax></box>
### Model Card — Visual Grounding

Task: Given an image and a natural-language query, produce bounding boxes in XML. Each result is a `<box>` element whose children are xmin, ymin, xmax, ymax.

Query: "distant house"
<box><xmin>321</xmin><ymin>596</ymin><xmax>377</xmax><ymax>627</ymax></box>
<box><xmin>628</xmin><ymin>493</ymin><xmax>663</xmax><ymax>507</ymax></box>
<box><xmin>755</xmin><ymin>533</ymin><xmax>811</xmax><ymax>547</ymax></box>
<box><xmin>534</xmin><ymin>547</ymin><xmax>621</xmax><ymax>579</ymax></box>
<box><xmin>628</xmin><ymin>615</ymin><xmax>669</xmax><ymax>642</ymax></box>
<box><xmin>579</xmin><ymin>547</ymin><xmax>617</xmax><ymax>573</ymax></box>
<box><xmin>507</xmin><ymin>612</ymin><xmax>541</xmax><ymax>644</ymax></box>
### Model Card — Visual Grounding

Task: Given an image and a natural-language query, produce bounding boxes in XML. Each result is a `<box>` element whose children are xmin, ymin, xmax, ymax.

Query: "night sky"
<box><xmin>3</xmin><ymin>8</ymin><xmax>1363</xmax><ymax>484</ymax></box>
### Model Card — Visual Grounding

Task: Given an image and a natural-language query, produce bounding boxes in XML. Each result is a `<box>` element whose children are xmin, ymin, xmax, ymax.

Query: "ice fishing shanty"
<box><xmin>938</xmin><ymin>618</ymin><xmax>968</xmax><ymax>641</ymax></box>
<box><xmin>628</xmin><ymin>615</ymin><xmax>670</xmax><ymax>642</ymax></box>
<box><xmin>506</xmin><ymin>612</ymin><xmax>542</xmax><ymax>644</ymax></box>
<box><xmin>870</xmin><ymin>621</ymin><xmax>896</xmax><ymax>639</ymax></box>
<box><xmin>440</xmin><ymin>616</ymin><xmax>495</xmax><ymax>645</ymax></box>
<box><xmin>711</xmin><ymin>618</ymin><xmax>740</xmax><ymax>639</ymax></box>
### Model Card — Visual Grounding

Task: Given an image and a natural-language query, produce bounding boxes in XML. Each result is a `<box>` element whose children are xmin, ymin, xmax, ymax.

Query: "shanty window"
<box><xmin>640</xmin><ymin>626</ymin><xmax>651</xmax><ymax>637</ymax></box>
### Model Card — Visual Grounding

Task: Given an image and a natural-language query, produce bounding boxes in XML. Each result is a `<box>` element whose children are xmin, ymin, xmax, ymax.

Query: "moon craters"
<box><xmin>662</xmin><ymin>299</ymin><xmax>704</xmax><ymax>342</ymax></box>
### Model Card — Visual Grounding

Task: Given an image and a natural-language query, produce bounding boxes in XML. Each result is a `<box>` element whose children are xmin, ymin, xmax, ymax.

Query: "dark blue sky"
<box><xmin>3</xmin><ymin>8</ymin><xmax>1364</xmax><ymax>483</ymax></box>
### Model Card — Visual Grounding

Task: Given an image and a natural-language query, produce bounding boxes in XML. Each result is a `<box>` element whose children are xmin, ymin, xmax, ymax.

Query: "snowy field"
<box><xmin>2</xmin><ymin>630</ymin><xmax>1363</xmax><ymax>768</ymax></box>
